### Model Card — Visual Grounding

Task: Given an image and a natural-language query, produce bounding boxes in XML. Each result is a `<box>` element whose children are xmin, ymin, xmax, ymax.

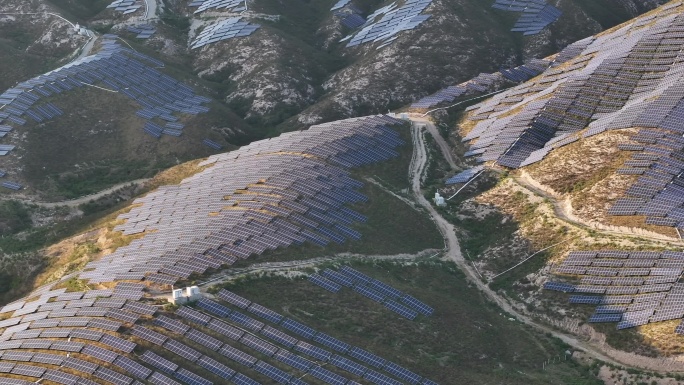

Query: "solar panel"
<box><xmin>384</xmin><ymin>300</ymin><xmax>419</xmax><ymax>320</ymax></box>
<box><xmin>113</xmin><ymin>355</ymin><xmax>152</xmax><ymax>379</ymax></box>
<box><xmin>246</xmin><ymin>303</ymin><xmax>283</xmax><ymax>324</ymax></box>
<box><xmin>260</xmin><ymin>325</ymin><xmax>298</xmax><ymax>348</ymax></box>
<box><xmin>253</xmin><ymin>361</ymin><xmax>292</xmax><ymax>384</ymax></box>
<box><xmin>217</xmin><ymin>290</ymin><xmax>252</xmax><ymax>309</ymax></box>
<box><xmin>219</xmin><ymin>344</ymin><xmax>258</xmax><ymax>367</ymax></box>
<box><xmin>140</xmin><ymin>350</ymin><xmax>179</xmax><ymax>373</ymax></box>
<box><xmin>309</xmin><ymin>274</ymin><xmax>342</xmax><ymax>293</ymax></box>
<box><xmin>231</xmin><ymin>372</ymin><xmax>261</xmax><ymax>385</ymax></box>
<box><xmin>294</xmin><ymin>341</ymin><xmax>332</xmax><ymax>361</ymax></box>
<box><xmin>31</xmin><ymin>353</ymin><xmax>64</xmax><ymax>366</ymax></box>
<box><xmin>163</xmin><ymin>339</ymin><xmax>202</xmax><ymax>361</ymax></box>
<box><xmin>197</xmin><ymin>298</ymin><xmax>232</xmax><ymax>317</ymax></box>
<box><xmin>349</xmin><ymin>346</ymin><xmax>387</xmax><ymax>368</ymax></box>
<box><xmin>384</xmin><ymin>361</ymin><xmax>422</xmax><ymax>384</ymax></box>
<box><xmin>100</xmin><ymin>334</ymin><xmax>136</xmax><ymax>353</ymax></box>
<box><xmin>175</xmin><ymin>368</ymin><xmax>212</xmax><ymax>385</ymax></box>
<box><xmin>227</xmin><ymin>310</ymin><xmax>265</xmax><ymax>332</ymax></box>
<box><xmin>149</xmin><ymin>371</ymin><xmax>182</xmax><ymax>385</ymax></box>
<box><xmin>207</xmin><ymin>319</ymin><xmax>245</xmax><ymax>340</ymax></box>
<box><xmin>354</xmin><ymin>285</ymin><xmax>385</xmax><ymax>303</ymax></box>
<box><xmin>132</xmin><ymin>325</ymin><xmax>168</xmax><ymax>345</ymax></box>
<box><xmin>310</xmin><ymin>365</ymin><xmax>348</xmax><ymax>385</ymax></box>
<box><xmin>365</xmin><ymin>368</ymin><xmax>403</xmax><ymax>385</ymax></box>
<box><xmin>273</xmin><ymin>350</ymin><xmax>315</xmax><ymax>371</ymax></box>
<box><xmin>240</xmin><ymin>334</ymin><xmax>278</xmax><ymax>357</ymax></box>
<box><xmin>280</xmin><ymin>318</ymin><xmax>316</xmax><ymax>339</ymax></box>
<box><xmin>330</xmin><ymin>354</ymin><xmax>368</xmax><ymax>376</ymax></box>
<box><xmin>154</xmin><ymin>315</ymin><xmax>190</xmax><ymax>334</ymax></box>
<box><xmin>63</xmin><ymin>356</ymin><xmax>99</xmax><ymax>374</ymax></box>
<box><xmin>11</xmin><ymin>363</ymin><xmax>46</xmax><ymax>377</ymax></box>
<box><xmin>313</xmin><ymin>332</ymin><xmax>351</xmax><ymax>353</ymax></box>
<box><xmin>82</xmin><ymin>344</ymin><xmax>118</xmax><ymax>363</ymax></box>
<box><xmin>339</xmin><ymin>266</ymin><xmax>373</xmax><ymax>283</ymax></box>
<box><xmin>94</xmin><ymin>366</ymin><xmax>134</xmax><ymax>385</ymax></box>
<box><xmin>400</xmin><ymin>294</ymin><xmax>434</xmax><ymax>316</ymax></box>
<box><xmin>197</xmin><ymin>355</ymin><xmax>236</xmax><ymax>379</ymax></box>
<box><xmin>321</xmin><ymin>269</ymin><xmax>354</xmax><ymax>287</ymax></box>
<box><xmin>185</xmin><ymin>329</ymin><xmax>223</xmax><ymax>351</ymax></box>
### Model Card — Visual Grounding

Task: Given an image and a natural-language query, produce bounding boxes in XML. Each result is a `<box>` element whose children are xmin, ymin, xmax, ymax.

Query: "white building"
<box><xmin>434</xmin><ymin>192</ymin><xmax>446</xmax><ymax>206</ymax></box>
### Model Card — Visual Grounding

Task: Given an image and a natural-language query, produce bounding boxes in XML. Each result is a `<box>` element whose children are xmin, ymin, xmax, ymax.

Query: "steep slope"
<box><xmin>0</xmin><ymin>115</ymin><xmax>442</xmax><ymax>384</ymax></box>
<box><xmin>457</xmin><ymin>0</ymin><xmax>684</xmax><ymax>235</ymax></box>
<box><xmin>0</xmin><ymin>1</ymin><xmax>89</xmax><ymax>91</ymax></box>
<box><xmin>0</xmin><ymin>37</ymin><xmax>249</xmax><ymax>200</ymax></box>
<box><xmin>93</xmin><ymin>0</ymin><xmax>662</xmax><ymax>128</ymax></box>
<box><xmin>0</xmin><ymin>0</ymin><xmax>666</xmax><ymax>204</ymax></box>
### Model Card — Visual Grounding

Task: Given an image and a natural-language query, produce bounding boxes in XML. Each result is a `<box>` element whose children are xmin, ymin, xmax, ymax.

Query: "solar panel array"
<box><xmin>127</xmin><ymin>24</ymin><xmax>156</xmax><ymax>39</ymax></box>
<box><xmin>189</xmin><ymin>0</ymin><xmax>246</xmax><ymax>14</ymax></box>
<box><xmin>604</xmin><ymin>125</ymin><xmax>684</xmax><ymax>230</ymax></box>
<box><xmin>545</xmin><ymin>250</ymin><xmax>684</xmax><ymax>332</ymax></box>
<box><xmin>107</xmin><ymin>0</ymin><xmax>143</xmax><ymax>15</ymax></box>
<box><xmin>445</xmin><ymin>166</ymin><xmax>484</xmax><ymax>185</ymax></box>
<box><xmin>332</xmin><ymin>2</ymin><xmax>367</xmax><ymax>30</ymax></box>
<box><xmin>0</xmin><ymin>35</ymin><xmax>212</xmax><ymax>190</ymax></box>
<box><xmin>410</xmin><ymin>59</ymin><xmax>550</xmax><ymax>109</ymax></box>
<box><xmin>190</xmin><ymin>18</ymin><xmax>261</xmax><ymax>49</ymax></box>
<box><xmin>460</xmin><ymin>2</ymin><xmax>684</xmax><ymax>170</ymax></box>
<box><xmin>77</xmin><ymin>115</ymin><xmax>403</xmax><ymax>284</ymax></box>
<box><xmin>342</xmin><ymin>0</ymin><xmax>432</xmax><ymax>49</ymax></box>
<box><xmin>308</xmin><ymin>267</ymin><xmax>434</xmax><ymax>319</ymax></box>
<box><xmin>0</xmin><ymin>285</ymin><xmax>282</xmax><ymax>385</ymax></box>
<box><xmin>331</xmin><ymin>0</ymin><xmax>353</xmax><ymax>11</ymax></box>
<box><xmin>491</xmin><ymin>0</ymin><xmax>562</xmax><ymax>35</ymax></box>
<box><xmin>195</xmin><ymin>289</ymin><xmax>439</xmax><ymax>385</ymax></box>
<box><xmin>410</xmin><ymin>72</ymin><xmax>500</xmax><ymax>109</ymax></box>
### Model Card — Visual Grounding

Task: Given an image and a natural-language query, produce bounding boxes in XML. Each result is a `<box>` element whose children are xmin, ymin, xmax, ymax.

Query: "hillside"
<box><xmin>4</xmin><ymin>1</ymin><xmax>684</xmax><ymax>385</ymax></box>
<box><xmin>0</xmin><ymin>0</ymin><xmax>664</xmax><ymax>205</ymax></box>
<box><xmin>410</xmin><ymin>0</ymin><xmax>684</xmax><ymax>370</ymax></box>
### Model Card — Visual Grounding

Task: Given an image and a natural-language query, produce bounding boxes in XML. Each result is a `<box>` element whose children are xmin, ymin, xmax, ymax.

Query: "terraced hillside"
<box><xmin>0</xmin><ymin>114</ymin><xmax>614</xmax><ymax>385</ymax></box>
<box><xmin>411</xmin><ymin>0</ymin><xmax>684</xmax><ymax>367</ymax></box>
<box><xmin>0</xmin><ymin>0</ymin><xmax>664</xmax><ymax>204</ymax></box>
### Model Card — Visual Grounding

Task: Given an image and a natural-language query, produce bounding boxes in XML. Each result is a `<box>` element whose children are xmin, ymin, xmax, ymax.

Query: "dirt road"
<box><xmin>144</xmin><ymin>0</ymin><xmax>158</xmax><ymax>20</ymax></box>
<box><xmin>512</xmin><ymin>171</ymin><xmax>681</xmax><ymax>244</ymax></box>
<box><xmin>197</xmin><ymin>250</ymin><xmax>441</xmax><ymax>288</ymax></box>
<box><xmin>410</xmin><ymin>115</ymin><xmax>458</xmax><ymax>170</ymax></box>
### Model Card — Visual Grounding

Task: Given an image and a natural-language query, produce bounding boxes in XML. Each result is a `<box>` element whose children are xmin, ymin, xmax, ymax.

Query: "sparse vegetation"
<box><xmin>217</xmin><ymin>260</ymin><xmax>604</xmax><ymax>385</ymax></box>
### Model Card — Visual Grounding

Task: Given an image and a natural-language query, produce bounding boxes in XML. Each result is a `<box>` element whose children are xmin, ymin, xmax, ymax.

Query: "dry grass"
<box><xmin>608</xmin><ymin>216</ymin><xmax>679</xmax><ymax>239</ymax></box>
<box><xmin>639</xmin><ymin>320</ymin><xmax>684</xmax><ymax>356</ymax></box>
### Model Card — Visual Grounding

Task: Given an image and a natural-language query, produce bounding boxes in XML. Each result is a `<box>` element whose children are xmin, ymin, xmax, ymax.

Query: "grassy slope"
<box><xmin>219</xmin><ymin>260</ymin><xmax>603</xmax><ymax>385</ymax></box>
<box><xmin>0</xmin><ymin>20</ymin><xmax>76</xmax><ymax>91</ymax></box>
<box><xmin>12</xmin><ymin>86</ymin><xmax>220</xmax><ymax>199</ymax></box>
<box><xmin>0</xmin><ymin>30</ymin><xmax>256</xmax><ymax>200</ymax></box>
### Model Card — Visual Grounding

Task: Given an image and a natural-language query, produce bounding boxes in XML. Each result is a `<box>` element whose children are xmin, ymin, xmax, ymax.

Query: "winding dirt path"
<box><xmin>196</xmin><ymin>250</ymin><xmax>441</xmax><ymax>288</ymax></box>
<box><xmin>512</xmin><ymin>171</ymin><xmax>682</xmax><ymax>244</ymax></box>
<box><xmin>410</xmin><ymin>115</ymin><xmax>458</xmax><ymax>170</ymax></box>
